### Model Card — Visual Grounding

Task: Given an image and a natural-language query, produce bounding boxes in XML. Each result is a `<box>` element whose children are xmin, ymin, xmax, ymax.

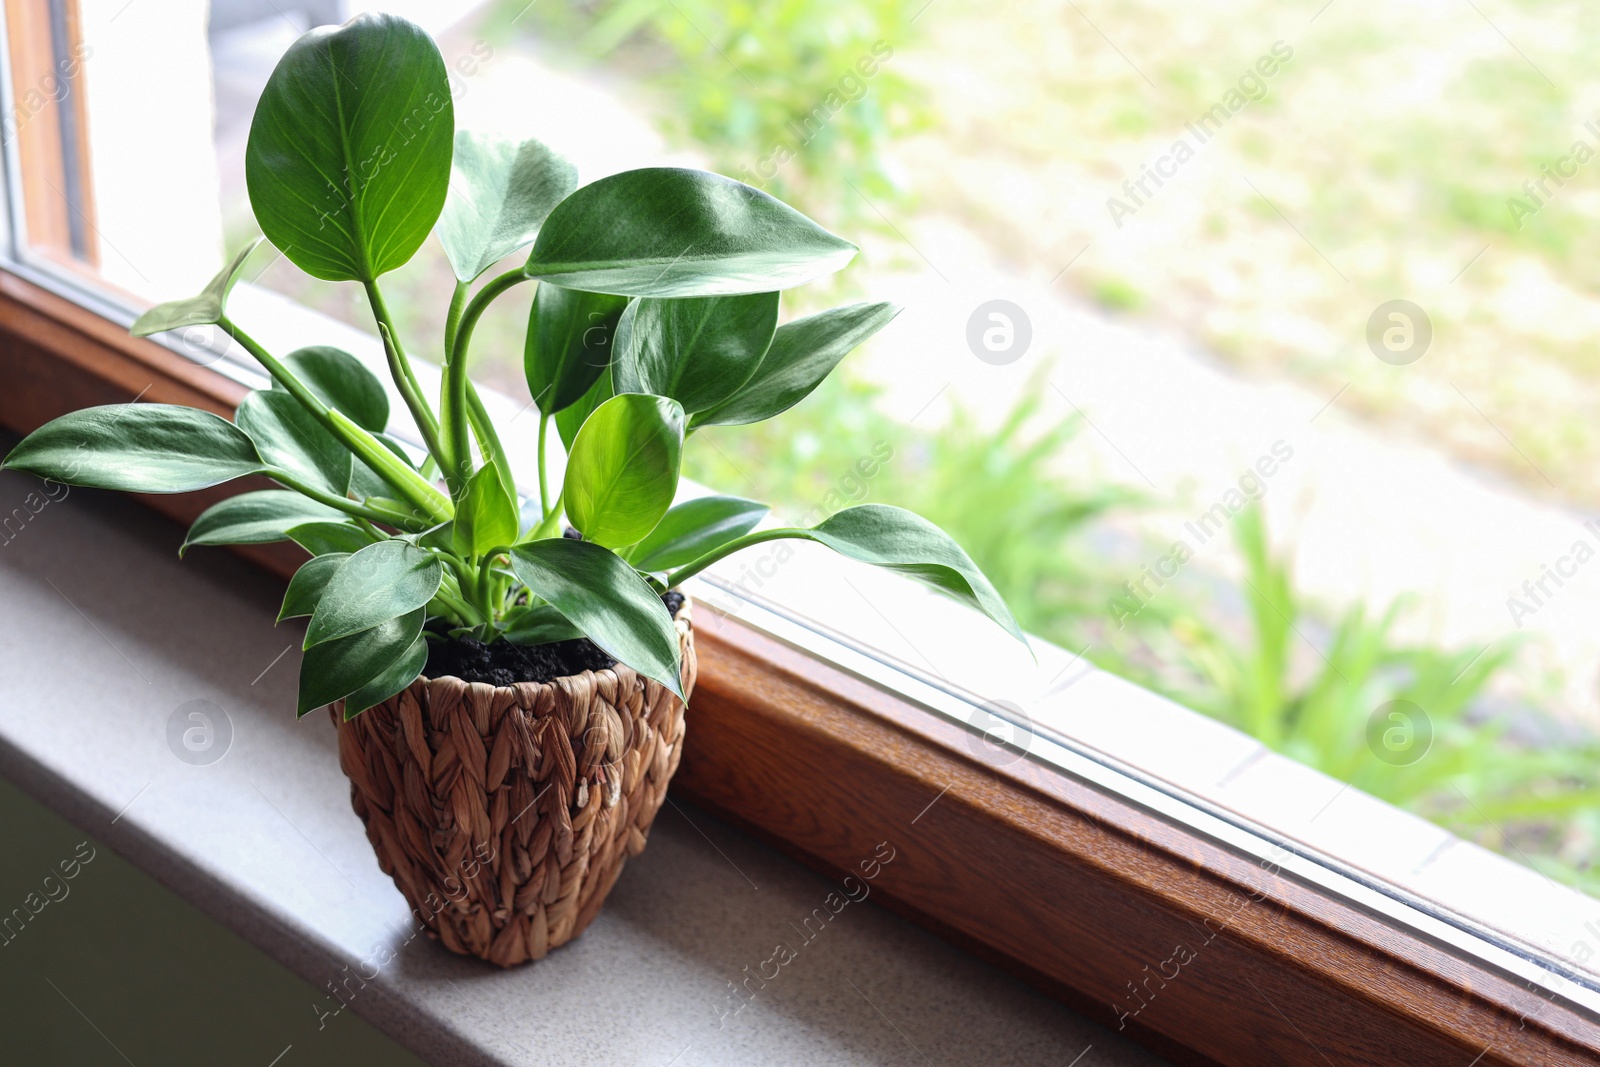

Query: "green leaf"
<box><xmin>562</xmin><ymin>393</ymin><xmax>685</xmax><ymax>549</ymax></box>
<box><xmin>629</xmin><ymin>495</ymin><xmax>769</xmax><ymax>572</ymax></box>
<box><xmin>523</xmin><ymin>167</ymin><xmax>857</xmax><ymax>297</ymax></box>
<box><xmin>183</xmin><ymin>491</ymin><xmax>344</xmax><ymax>556</ymax></box>
<box><xmin>694</xmin><ymin>302</ymin><xmax>900</xmax><ymax>428</ymax></box>
<box><xmin>246</xmin><ymin>14</ymin><xmax>453</xmax><ymax>282</ymax></box>
<box><xmin>509</xmin><ymin>538</ymin><xmax>682</xmax><ymax>696</ymax></box>
<box><xmin>305</xmin><ymin>540</ymin><xmax>443</xmax><ymax>648</ymax></box>
<box><xmin>554</xmin><ymin>364</ymin><xmax>613</xmax><ymax>451</ymax></box>
<box><xmin>238</xmin><ymin>389</ymin><xmax>352</xmax><ymax>496</ymax></box>
<box><xmin>1</xmin><ymin>404</ymin><xmax>261</xmax><ymax>492</ymax></box>
<box><xmin>451</xmin><ymin>464</ymin><xmax>520</xmax><ymax>557</ymax></box>
<box><xmin>501</xmin><ymin>603</ymin><xmax>583</xmax><ymax>646</ymax></box>
<box><xmin>130</xmin><ymin>238</ymin><xmax>263</xmax><ymax>337</ymax></box>
<box><xmin>438</xmin><ymin>131</ymin><xmax>577</xmax><ymax>282</ymax></box>
<box><xmin>275</xmin><ymin>347</ymin><xmax>390</xmax><ymax>432</ymax></box>
<box><xmin>798</xmin><ymin>505</ymin><xmax>1025</xmax><ymax>645</ymax></box>
<box><xmin>287</xmin><ymin>521</ymin><xmax>378</xmax><ymax>556</ymax></box>
<box><xmin>614</xmin><ymin>292</ymin><xmax>779</xmax><ymax>415</ymax></box>
<box><xmin>342</xmin><ymin>633</ymin><xmax>428</xmax><ymax>719</ymax></box>
<box><xmin>298</xmin><ymin>608</ymin><xmax>425</xmax><ymax>716</ymax></box>
<box><xmin>525</xmin><ymin>284</ymin><xmax>629</xmax><ymax>414</ymax></box>
<box><xmin>278</xmin><ymin>552</ymin><xmax>351</xmax><ymax>622</ymax></box>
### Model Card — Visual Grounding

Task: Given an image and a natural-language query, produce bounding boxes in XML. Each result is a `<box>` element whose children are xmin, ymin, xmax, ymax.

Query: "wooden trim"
<box><xmin>3</xmin><ymin>0</ymin><xmax>97</xmax><ymax>266</ymax></box>
<box><xmin>0</xmin><ymin>267</ymin><xmax>1597</xmax><ymax>1065</ymax></box>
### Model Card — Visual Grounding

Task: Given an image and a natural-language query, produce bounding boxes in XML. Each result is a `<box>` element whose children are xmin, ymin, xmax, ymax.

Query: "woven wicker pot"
<box><xmin>330</xmin><ymin>599</ymin><xmax>696</xmax><ymax>967</ymax></box>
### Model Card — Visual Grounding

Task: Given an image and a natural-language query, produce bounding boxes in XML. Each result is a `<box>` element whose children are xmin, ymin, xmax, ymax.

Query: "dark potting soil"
<box><xmin>423</xmin><ymin>591</ymin><xmax>685</xmax><ymax>687</ymax></box>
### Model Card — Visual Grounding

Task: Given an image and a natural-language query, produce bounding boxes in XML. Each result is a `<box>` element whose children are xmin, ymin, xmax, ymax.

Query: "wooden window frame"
<box><xmin>2</xmin><ymin>7</ymin><xmax>1599</xmax><ymax>1065</ymax></box>
<box><xmin>4</xmin><ymin>272</ymin><xmax>1600</xmax><ymax>1067</ymax></box>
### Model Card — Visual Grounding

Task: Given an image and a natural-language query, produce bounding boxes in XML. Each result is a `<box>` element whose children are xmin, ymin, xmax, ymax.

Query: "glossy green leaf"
<box><xmin>183</xmin><ymin>491</ymin><xmax>343</xmax><ymax>556</ymax></box>
<box><xmin>287</xmin><ymin>521</ymin><xmax>379</xmax><ymax>557</ymax></box>
<box><xmin>238</xmin><ymin>389</ymin><xmax>352</xmax><ymax>495</ymax></box>
<box><xmin>297</xmin><ymin>608</ymin><xmax>425</xmax><ymax>716</ymax></box>
<box><xmin>246</xmin><ymin>14</ymin><xmax>453</xmax><ymax>282</ymax></box>
<box><xmin>554</xmin><ymin>364</ymin><xmax>612</xmax><ymax>451</ymax></box>
<box><xmin>278</xmin><ymin>552</ymin><xmax>351</xmax><ymax>622</ymax></box>
<box><xmin>1</xmin><ymin>404</ymin><xmax>261</xmax><ymax>492</ymax></box>
<box><xmin>438</xmin><ymin>131</ymin><xmax>577</xmax><ymax>282</ymax></box>
<box><xmin>629</xmin><ymin>495</ymin><xmax>769</xmax><ymax>573</ymax></box>
<box><xmin>275</xmin><ymin>346</ymin><xmax>390</xmax><ymax>432</ymax></box>
<box><xmin>305</xmin><ymin>540</ymin><xmax>443</xmax><ymax>648</ymax></box>
<box><xmin>794</xmin><ymin>505</ymin><xmax>1025</xmax><ymax>644</ymax></box>
<box><xmin>525</xmin><ymin>284</ymin><xmax>629</xmax><ymax>414</ymax></box>
<box><xmin>130</xmin><ymin>238</ymin><xmax>263</xmax><ymax>337</ymax></box>
<box><xmin>694</xmin><ymin>302</ymin><xmax>900</xmax><ymax>428</ymax></box>
<box><xmin>613</xmin><ymin>292</ymin><xmax>779</xmax><ymax>415</ymax></box>
<box><xmin>523</xmin><ymin>167</ymin><xmax>856</xmax><ymax>297</ymax></box>
<box><xmin>501</xmin><ymin>603</ymin><xmax>583</xmax><ymax>646</ymax></box>
<box><xmin>562</xmin><ymin>393</ymin><xmax>685</xmax><ymax>549</ymax></box>
<box><xmin>342</xmin><ymin>633</ymin><xmax>428</xmax><ymax>719</ymax></box>
<box><xmin>509</xmin><ymin>538</ymin><xmax>682</xmax><ymax>696</ymax></box>
<box><xmin>451</xmin><ymin>464</ymin><xmax>520</xmax><ymax>557</ymax></box>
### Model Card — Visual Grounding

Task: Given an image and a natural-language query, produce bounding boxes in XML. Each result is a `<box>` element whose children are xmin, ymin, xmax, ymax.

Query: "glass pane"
<box><xmin>16</xmin><ymin>0</ymin><xmax>1600</xmax><ymax>996</ymax></box>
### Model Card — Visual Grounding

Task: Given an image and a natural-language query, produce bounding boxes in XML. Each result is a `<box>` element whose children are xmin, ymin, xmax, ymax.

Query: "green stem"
<box><xmin>663</xmin><ymin>528</ymin><xmax>805</xmax><ymax>588</ymax></box>
<box><xmin>465</xmin><ymin>382</ymin><xmax>516</xmax><ymax>504</ymax></box>
<box><xmin>219</xmin><ymin>316</ymin><xmax>453</xmax><ymax>526</ymax></box>
<box><xmin>363</xmin><ymin>279</ymin><xmax>445</xmax><ymax>472</ymax></box>
<box><xmin>444</xmin><ymin>280</ymin><xmax>468</xmax><ymax>362</ymax></box>
<box><xmin>432</xmin><ymin>586</ymin><xmax>480</xmax><ymax>627</ymax></box>
<box><xmin>477</xmin><ymin>553</ymin><xmax>500</xmax><ymax>626</ymax></box>
<box><xmin>444</xmin><ymin>269</ymin><xmax>528</xmax><ymax>485</ymax></box>
<box><xmin>265</xmin><ymin>469</ymin><xmax>402</xmax><ymax>527</ymax></box>
<box><xmin>537</xmin><ymin>412</ymin><xmax>551</xmax><ymax>517</ymax></box>
<box><xmin>530</xmin><ymin>497</ymin><xmax>563</xmax><ymax>541</ymax></box>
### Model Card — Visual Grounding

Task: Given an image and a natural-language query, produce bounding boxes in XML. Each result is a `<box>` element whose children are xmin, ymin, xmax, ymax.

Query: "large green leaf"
<box><xmin>287</xmin><ymin>521</ymin><xmax>378</xmax><ymax>556</ymax></box>
<box><xmin>451</xmin><ymin>464</ymin><xmax>520</xmax><ymax>557</ymax></box>
<box><xmin>183</xmin><ymin>491</ymin><xmax>343</xmax><ymax>556</ymax></box>
<box><xmin>509</xmin><ymin>538</ymin><xmax>682</xmax><ymax>696</ymax></box>
<box><xmin>275</xmin><ymin>346</ymin><xmax>390</xmax><ymax>432</ymax></box>
<box><xmin>562</xmin><ymin>393</ymin><xmax>685</xmax><ymax>549</ymax></box>
<box><xmin>786</xmin><ymin>505</ymin><xmax>1024</xmax><ymax>644</ymax></box>
<box><xmin>278</xmin><ymin>552</ymin><xmax>351</xmax><ymax>622</ymax></box>
<box><xmin>1</xmin><ymin>404</ymin><xmax>261</xmax><ymax>492</ymax></box>
<box><xmin>613</xmin><ymin>292</ymin><xmax>779</xmax><ymax>415</ymax></box>
<box><xmin>629</xmin><ymin>495</ymin><xmax>769</xmax><ymax>573</ymax></box>
<box><xmin>237</xmin><ymin>389</ymin><xmax>352</xmax><ymax>495</ymax></box>
<box><xmin>438</xmin><ymin>131</ymin><xmax>577</xmax><ymax>282</ymax></box>
<box><xmin>525</xmin><ymin>284</ymin><xmax>629</xmax><ymax>414</ymax></box>
<box><xmin>130</xmin><ymin>239</ymin><xmax>263</xmax><ymax>338</ymax></box>
<box><xmin>694</xmin><ymin>302</ymin><xmax>900</xmax><ymax>428</ymax></box>
<box><xmin>523</xmin><ymin>168</ymin><xmax>856</xmax><ymax>297</ymax></box>
<box><xmin>305</xmin><ymin>540</ymin><xmax>443</xmax><ymax>648</ymax></box>
<box><xmin>554</xmin><ymin>364</ymin><xmax>613</xmax><ymax>451</ymax></box>
<box><xmin>246</xmin><ymin>14</ymin><xmax>453</xmax><ymax>282</ymax></box>
<box><xmin>342</xmin><ymin>633</ymin><xmax>428</xmax><ymax>719</ymax></box>
<box><xmin>298</xmin><ymin>608</ymin><xmax>425</xmax><ymax>716</ymax></box>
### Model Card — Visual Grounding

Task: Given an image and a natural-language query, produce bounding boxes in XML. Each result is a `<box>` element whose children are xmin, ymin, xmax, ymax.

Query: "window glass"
<box><xmin>15</xmin><ymin>0</ymin><xmax>1600</xmax><ymax>989</ymax></box>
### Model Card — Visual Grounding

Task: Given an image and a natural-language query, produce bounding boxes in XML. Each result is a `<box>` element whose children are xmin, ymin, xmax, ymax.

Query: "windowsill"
<box><xmin>0</xmin><ymin>474</ymin><xmax>1166</xmax><ymax>1066</ymax></box>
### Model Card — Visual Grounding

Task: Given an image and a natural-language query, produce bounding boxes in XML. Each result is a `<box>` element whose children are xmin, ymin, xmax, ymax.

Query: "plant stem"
<box><xmin>265</xmin><ymin>468</ymin><xmax>408</xmax><ymax>528</ymax></box>
<box><xmin>443</xmin><ymin>269</ymin><xmax>528</xmax><ymax>486</ymax></box>
<box><xmin>663</xmin><ymin>528</ymin><xmax>805</xmax><ymax>588</ymax></box>
<box><xmin>444</xmin><ymin>280</ymin><xmax>468</xmax><ymax>360</ymax></box>
<box><xmin>466</xmin><ymin>381</ymin><xmax>516</xmax><ymax>503</ymax></box>
<box><xmin>537</xmin><ymin>411</ymin><xmax>551</xmax><ymax>517</ymax></box>
<box><xmin>477</xmin><ymin>553</ymin><xmax>500</xmax><ymax>627</ymax></box>
<box><xmin>363</xmin><ymin>279</ymin><xmax>445</xmax><ymax>473</ymax></box>
<box><xmin>219</xmin><ymin>316</ymin><xmax>453</xmax><ymax>526</ymax></box>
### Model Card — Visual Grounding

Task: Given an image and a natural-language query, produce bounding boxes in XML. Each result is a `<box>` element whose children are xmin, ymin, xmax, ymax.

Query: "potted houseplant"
<box><xmin>2</xmin><ymin>13</ymin><xmax>1024</xmax><ymax>966</ymax></box>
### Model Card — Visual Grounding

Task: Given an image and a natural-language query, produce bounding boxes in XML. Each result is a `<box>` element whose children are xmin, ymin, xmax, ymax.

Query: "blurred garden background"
<box><xmin>185</xmin><ymin>0</ymin><xmax>1600</xmax><ymax>893</ymax></box>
